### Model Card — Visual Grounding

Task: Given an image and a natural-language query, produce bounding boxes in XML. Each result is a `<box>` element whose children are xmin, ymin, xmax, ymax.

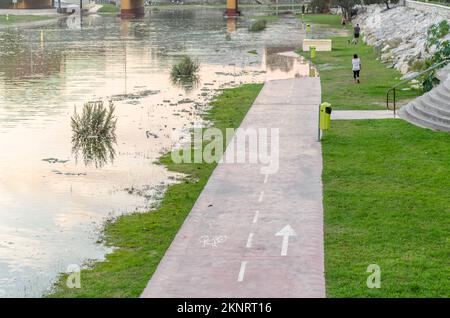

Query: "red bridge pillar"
<box><xmin>225</xmin><ymin>0</ymin><xmax>240</xmax><ymax>17</ymax></box>
<box><xmin>121</xmin><ymin>0</ymin><xmax>145</xmax><ymax>19</ymax></box>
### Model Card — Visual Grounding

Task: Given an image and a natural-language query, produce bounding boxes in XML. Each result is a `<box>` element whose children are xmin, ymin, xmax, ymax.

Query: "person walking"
<box><xmin>352</xmin><ymin>54</ymin><xmax>361</xmax><ymax>84</ymax></box>
<box><xmin>353</xmin><ymin>24</ymin><xmax>361</xmax><ymax>44</ymax></box>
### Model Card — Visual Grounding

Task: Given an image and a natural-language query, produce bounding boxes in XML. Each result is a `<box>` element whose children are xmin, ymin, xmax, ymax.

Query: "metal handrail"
<box><xmin>386</xmin><ymin>59</ymin><xmax>450</xmax><ymax>116</ymax></box>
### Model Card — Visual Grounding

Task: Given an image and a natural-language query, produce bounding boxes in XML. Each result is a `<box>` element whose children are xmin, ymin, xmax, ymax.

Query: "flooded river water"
<box><xmin>0</xmin><ymin>7</ymin><xmax>342</xmax><ymax>297</ymax></box>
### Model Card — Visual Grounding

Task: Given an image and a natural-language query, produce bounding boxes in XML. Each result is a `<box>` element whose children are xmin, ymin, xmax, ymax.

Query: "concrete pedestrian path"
<box><xmin>142</xmin><ymin>78</ymin><xmax>325</xmax><ymax>298</ymax></box>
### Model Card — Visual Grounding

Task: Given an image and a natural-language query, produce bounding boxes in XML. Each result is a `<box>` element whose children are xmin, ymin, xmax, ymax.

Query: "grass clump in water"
<box><xmin>71</xmin><ymin>101</ymin><xmax>117</xmax><ymax>168</ymax></box>
<box><xmin>249</xmin><ymin>19</ymin><xmax>267</xmax><ymax>32</ymax></box>
<box><xmin>170</xmin><ymin>56</ymin><xmax>199</xmax><ymax>79</ymax></box>
<box><xmin>170</xmin><ymin>56</ymin><xmax>200</xmax><ymax>87</ymax></box>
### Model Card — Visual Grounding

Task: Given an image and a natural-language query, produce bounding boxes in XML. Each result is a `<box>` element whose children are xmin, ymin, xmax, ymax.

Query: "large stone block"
<box><xmin>302</xmin><ymin>39</ymin><xmax>332</xmax><ymax>52</ymax></box>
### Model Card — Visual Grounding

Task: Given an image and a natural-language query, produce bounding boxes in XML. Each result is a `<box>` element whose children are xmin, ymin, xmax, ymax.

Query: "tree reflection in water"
<box><xmin>170</xmin><ymin>74</ymin><xmax>200</xmax><ymax>91</ymax></box>
<box><xmin>71</xmin><ymin>101</ymin><xmax>117</xmax><ymax>168</ymax></box>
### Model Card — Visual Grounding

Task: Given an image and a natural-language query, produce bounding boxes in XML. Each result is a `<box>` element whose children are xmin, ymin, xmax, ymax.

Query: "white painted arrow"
<box><xmin>275</xmin><ymin>225</ymin><xmax>297</xmax><ymax>256</ymax></box>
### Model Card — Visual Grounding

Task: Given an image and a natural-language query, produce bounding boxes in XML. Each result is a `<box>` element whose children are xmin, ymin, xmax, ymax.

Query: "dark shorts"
<box><xmin>353</xmin><ymin>70</ymin><xmax>360</xmax><ymax>78</ymax></box>
<box><xmin>354</xmin><ymin>33</ymin><xmax>360</xmax><ymax>38</ymax></box>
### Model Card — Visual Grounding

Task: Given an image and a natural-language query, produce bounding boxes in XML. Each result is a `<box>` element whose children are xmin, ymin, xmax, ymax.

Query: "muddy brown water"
<box><xmin>0</xmin><ymin>7</ymin><xmax>343</xmax><ymax>297</ymax></box>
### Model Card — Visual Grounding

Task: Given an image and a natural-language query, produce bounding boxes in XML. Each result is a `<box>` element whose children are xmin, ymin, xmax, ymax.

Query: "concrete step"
<box><xmin>412</xmin><ymin>102</ymin><xmax>450</xmax><ymax>126</ymax></box>
<box><xmin>428</xmin><ymin>90</ymin><xmax>449</xmax><ymax>108</ymax></box>
<box><xmin>400</xmin><ymin>77</ymin><xmax>450</xmax><ymax>132</ymax></box>
<box><xmin>436</xmin><ymin>63</ymin><xmax>450</xmax><ymax>82</ymax></box>
<box><xmin>400</xmin><ymin>103</ymin><xmax>450</xmax><ymax>132</ymax></box>
<box><xmin>434</xmin><ymin>87</ymin><xmax>450</xmax><ymax>101</ymax></box>
<box><xmin>421</xmin><ymin>94</ymin><xmax>450</xmax><ymax>118</ymax></box>
<box><xmin>438</xmin><ymin>79</ymin><xmax>450</xmax><ymax>93</ymax></box>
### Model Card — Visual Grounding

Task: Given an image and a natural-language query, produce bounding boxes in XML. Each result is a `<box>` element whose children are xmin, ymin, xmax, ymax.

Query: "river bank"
<box><xmin>47</xmin><ymin>83</ymin><xmax>264</xmax><ymax>297</ymax></box>
<box><xmin>0</xmin><ymin>7</ymin><xmax>326</xmax><ymax>297</ymax></box>
<box><xmin>0</xmin><ymin>15</ymin><xmax>61</xmax><ymax>29</ymax></box>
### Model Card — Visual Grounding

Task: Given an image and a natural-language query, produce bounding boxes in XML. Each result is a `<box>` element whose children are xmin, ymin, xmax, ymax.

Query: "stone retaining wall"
<box><xmin>354</xmin><ymin>5</ymin><xmax>448</xmax><ymax>75</ymax></box>
<box><xmin>405</xmin><ymin>1</ymin><xmax>450</xmax><ymax>19</ymax></box>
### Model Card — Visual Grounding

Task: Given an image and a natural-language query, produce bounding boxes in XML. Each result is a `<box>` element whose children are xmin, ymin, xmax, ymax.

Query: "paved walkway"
<box><xmin>142</xmin><ymin>78</ymin><xmax>325</xmax><ymax>298</ymax></box>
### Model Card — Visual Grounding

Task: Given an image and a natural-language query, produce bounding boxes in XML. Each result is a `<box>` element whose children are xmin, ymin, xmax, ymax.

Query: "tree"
<box><xmin>422</xmin><ymin>20</ymin><xmax>450</xmax><ymax>91</ymax></box>
<box><xmin>332</xmin><ymin>0</ymin><xmax>361</xmax><ymax>20</ymax></box>
<box><xmin>365</xmin><ymin>0</ymin><xmax>400</xmax><ymax>10</ymax></box>
<box><xmin>309</xmin><ymin>0</ymin><xmax>331</xmax><ymax>13</ymax></box>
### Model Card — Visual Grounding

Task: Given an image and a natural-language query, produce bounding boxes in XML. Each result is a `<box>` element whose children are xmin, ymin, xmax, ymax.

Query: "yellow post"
<box><xmin>121</xmin><ymin>0</ymin><xmax>145</xmax><ymax>19</ymax></box>
<box><xmin>225</xmin><ymin>0</ymin><xmax>240</xmax><ymax>17</ymax></box>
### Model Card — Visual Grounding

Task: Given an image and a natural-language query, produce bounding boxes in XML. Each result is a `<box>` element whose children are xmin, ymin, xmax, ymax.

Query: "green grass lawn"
<box><xmin>0</xmin><ymin>15</ymin><xmax>53</xmax><ymax>25</ymax></box>
<box><xmin>296</xmin><ymin>14</ymin><xmax>418</xmax><ymax>110</ymax></box>
<box><xmin>48</xmin><ymin>84</ymin><xmax>263</xmax><ymax>297</ymax></box>
<box><xmin>300</xmin><ymin>13</ymin><xmax>345</xmax><ymax>28</ymax></box>
<box><xmin>322</xmin><ymin>120</ymin><xmax>450</xmax><ymax>297</ymax></box>
<box><xmin>251</xmin><ymin>15</ymin><xmax>280</xmax><ymax>22</ymax></box>
<box><xmin>98</xmin><ymin>4</ymin><xmax>119</xmax><ymax>13</ymax></box>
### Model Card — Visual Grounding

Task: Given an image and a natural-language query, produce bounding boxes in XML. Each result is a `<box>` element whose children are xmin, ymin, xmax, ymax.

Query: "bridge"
<box><xmin>2</xmin><ymin>0</ymin><xmax>241</xmax><ymax>18</ymax></box>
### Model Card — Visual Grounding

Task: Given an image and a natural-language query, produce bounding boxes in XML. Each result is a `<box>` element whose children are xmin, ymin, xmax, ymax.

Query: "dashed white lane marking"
<box><xmin>246</xmin><ymin>233</ymin><xmax>254</xmax><ymax>248</ymax></box>
<box><xmin>263</xmin><ymin>174</ymin><xmax>269</xmax><ymax>184</ymax></box>
<box><xmin>237</xmin><ymin>261</ymin><xmax>247</xmax><ymax>282</ymax></box>
<box><xmin>258</xmin><ymin>191</ymin><xmax>264</xmax><ymax>202</ymax></box>
<box><xmin>252</xmin><ymin>210</ymin><xmax>259</xmax><ymax>224</ymax></box>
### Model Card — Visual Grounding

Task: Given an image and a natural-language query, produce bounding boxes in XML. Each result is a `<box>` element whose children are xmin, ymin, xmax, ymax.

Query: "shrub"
<box><xmin>422</xmin><ymin>20</ymin><xmax>450</xmax><ymax>91</ymax></box>
<box><xmin>249</xmin><ymin>19</ymin><xmax>267</xmax><ymax>32</ymax></box>
<box><xmin>170</xmin><ymin>56</ymin><xmax>200</xmax><ymax>85</ymax></box>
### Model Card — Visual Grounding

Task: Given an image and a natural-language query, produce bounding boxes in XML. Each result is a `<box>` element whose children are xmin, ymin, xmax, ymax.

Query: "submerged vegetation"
<box><xmin>249</xmin><ymin>19</ymin><xmax>267</xmax><ymax>32</ymax></box>
<box><xmin>170</xmin><ymin>56</ymin><xmax>200</xmax><ymax>88</ymax></box>
<box><xmin>71</xmin><ymin>101</ymin><xmax>117</xmax><ymax>168</ymax></box>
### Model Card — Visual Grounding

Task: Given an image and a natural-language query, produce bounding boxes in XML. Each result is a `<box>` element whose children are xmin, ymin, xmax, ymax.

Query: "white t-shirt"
<box><xmin>352</xmin><ymin>58</ymin><xmax>361</xmax><ymax>71</ymax></box>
